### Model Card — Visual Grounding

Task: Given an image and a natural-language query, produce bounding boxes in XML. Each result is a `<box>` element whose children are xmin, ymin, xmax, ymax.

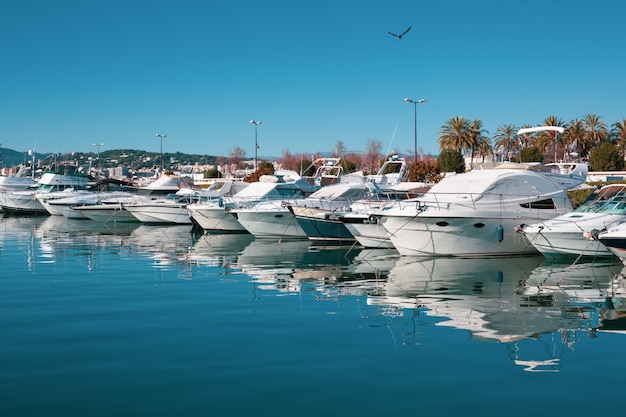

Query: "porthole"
<box><xmin>436</xmin><ymin>221</ymin><xmax>449</xmax><ymax>227</ymax></box>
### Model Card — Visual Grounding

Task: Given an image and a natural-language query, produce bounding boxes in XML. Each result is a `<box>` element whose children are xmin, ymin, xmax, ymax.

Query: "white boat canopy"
<box><xmin>517</xmin><ymin>126</ymin><xmax>564</xmax><ymax>135</ymax></box>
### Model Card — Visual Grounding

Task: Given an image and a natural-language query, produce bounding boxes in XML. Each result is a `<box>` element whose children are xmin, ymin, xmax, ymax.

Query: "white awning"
<box><xmin>517</xmin><ymin>126</ymin><xmax>565</xmax><ymax>135</ymax></box>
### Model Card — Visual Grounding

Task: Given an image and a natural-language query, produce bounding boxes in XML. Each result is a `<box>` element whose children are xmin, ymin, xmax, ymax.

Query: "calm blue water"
<box><xmin>2</xmin><ymin>215</ymin><xmax>626</xmax><ymax>416</ymax></box>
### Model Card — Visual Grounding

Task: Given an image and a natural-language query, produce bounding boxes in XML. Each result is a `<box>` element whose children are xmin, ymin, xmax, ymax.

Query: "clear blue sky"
<box><xmin>1</xmin><ymin>0</ymin><xmax>624</xmax><ymax>160</ymax></box>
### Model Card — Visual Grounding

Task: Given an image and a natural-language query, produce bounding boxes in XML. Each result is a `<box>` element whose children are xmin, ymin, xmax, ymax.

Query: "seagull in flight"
<box><xmin>387</xmin><ymin>26</ymin><xmax>412</xmax><ymax>39</ymax></box>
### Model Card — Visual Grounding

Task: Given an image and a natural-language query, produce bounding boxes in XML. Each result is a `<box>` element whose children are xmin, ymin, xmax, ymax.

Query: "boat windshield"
<box><xmin>577</xmin><ymin>191</ymin><xmax>626</xmax><ymax>214</ymax></box>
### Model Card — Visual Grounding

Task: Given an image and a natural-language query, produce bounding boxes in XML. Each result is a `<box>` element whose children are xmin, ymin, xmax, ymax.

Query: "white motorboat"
<box><xmin>518</xmin><ymin>183</ymin><xmax>626</xmax><ymax>258</ymax></box>
<box><xmin>341</xmin><ymin>182</ymin><xmax>431</xmax><ymax>249</ymax></box>
<box><xmin>236</xmin><ymin>175</ymin><xmax>380</xmax><ymax>241</ymax></box>
<box><xmin>187</xmin><ymin>170</ymin><xmax>317</xmax><ymax>233</ymax></box>
<box><xmin>124</xmin><ymin>194</ymin><xmax>194</xmax><ymax>224</ymax></box>
<box><xmin>42</xmin><ymin>190</ymin><xmax>137</xmax><ymax>219</ymax></box>
<box><xmin>286</xmin><ymin>178</ymin><xmax>379</xmax><ymax>244</ymax></box>
<box><xmin>0</xmin><ymin>172</ymin><xmax>90</xmax><ymax>214</ymax></box>
<box><xmin>70</xmin><ymin>174</ymin><xmax>186</xmax><ymax>223</ymax></box>
<box><xmin>342</xmin><ymin>211</ymin><xmax>396</xmax><ymax>249</ymax></box>
<box><xmin>0</xmin><ymin>165</ymin><xmax>37</xmax><ymax>192</ymax></box>
<box><xmin>71</xmin><ymin>195</ymin><xmax>147</xmax><ymax>223</ymax></box>
<box><xmin>378</xmin><ymin>161</ymin><xmax>588</xmax><ymax>257</ymax></box>
<box><xmin>134</xmin><ymin>173</ymin><xmax>184</xmax><ymax>194</ymax></box>
<box><xmin>286</xmin><ymin>156</ymin><xmax>424</xmax><ymax>244</ymax></box>
<box><xmin>227</xmin><ymin>159</ymin><xmax>352</xmax><ymax>239</ymax></box>
<box><xmin>123</xmin><ymin>178</ymin><xmax>249</xmax><ymax>225</ymax></box>
<box><xmin>231</xmin><ymin>198</ymin><xmax>307</xmax><ymax>238</ymax></box>
<box><xmin>590</xmin><ymin>222</ymin><xmax>626</xmax><ymax>264</ymax></box>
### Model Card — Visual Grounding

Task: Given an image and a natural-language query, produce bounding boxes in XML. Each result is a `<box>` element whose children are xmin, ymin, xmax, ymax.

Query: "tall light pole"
<box><xmin>155</xmin><ymin>133</ymin><xmax>167</xmax><ymax>173</ymax></box>
<box><xmin>91</xmin><ymin>143</ymin><xmax>104</xmax><ymax>177</ymax></box>
<box><xmin>404</xmin><ymin>97</ymin><xmax>426</xmax><ymax>164</ymax></box>
<box><xmin>250</xmin><ymin>120</ymin><xmax>262</xmax><ymax>171</ymax></box>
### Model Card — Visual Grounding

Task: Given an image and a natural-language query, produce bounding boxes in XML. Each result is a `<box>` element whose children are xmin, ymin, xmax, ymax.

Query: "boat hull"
<box><xmin>520</xmin><ymin>213</ymin><xmax>625</xmax><ymax>258</ymax></box>
<box><xmin>293</xmin><ymin>213</ymin><xmax>356</xmax><ymax>244</ymax></box>
<box><xmin>344</xmin><ymin>220</ymin><xmax>394</xmax><ymax>249</ymax></box>
<box><xmin>72</xmin><ymin>204</ymin><xmax>139</xmax><ymax>223</ymax></box>
<box><xmin>124</xmin><ymin>203</ymin><xmax>191</xmax><ymax>224</ymax></box>
<box><xmin>0</xmin><ymin>191</ymin><xmax>47</xmax><ymax>214</ymax></box>
<box><xmin>233</xmin><ymin>208</ymin><xmax>306</xmax><ymax>239</ymax></box>
<box><xmin>383</xmin><ymin>214</ymin><xmax>540</xmax><ymax>257</ymax></box>
<box><xmin>187</xmin><ymin>204</ymin><xmax>247</xmax><ymax>233</ymax></box>
<box><xmin>596</xmin><ymin>226</ymin><xmax>626</xmax><ymax>264</ymax></box>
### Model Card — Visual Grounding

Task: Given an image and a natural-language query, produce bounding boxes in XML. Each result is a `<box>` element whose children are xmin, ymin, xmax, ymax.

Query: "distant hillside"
<box><xmin>0</xmin><ymin>146</ymin><xmax>223</xmax><ymax>172</ymax></box>
<box><xmin>0</xmin><ymin>147</ymin><xmax>51</xmax><ymax>168</ymax></box>
<box><xmin>1</xmin><ymin>145</ymin><xmax>276</xmax><ymax>172</ymax></box>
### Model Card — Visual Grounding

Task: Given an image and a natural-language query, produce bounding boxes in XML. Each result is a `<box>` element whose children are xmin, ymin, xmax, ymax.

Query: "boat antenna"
<box><xmin>385</xmin><ymin>124</ymin><xmax>398</xmax><ymax>161</ymax></box>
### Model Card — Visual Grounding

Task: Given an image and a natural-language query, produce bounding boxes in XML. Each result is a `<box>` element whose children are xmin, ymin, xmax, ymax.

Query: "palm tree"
<box><xmin>437</xmin><ymin>116</ymin><xmax>472</xmax><ymax>156</ymax></box>
<box><xmin>476</xmin><ymin>136</ymin><xmax>493</xmax><ymax>163</ymax></box>
<box><xmin>533</xmin><ymin>116</ymin><xmax>565</xmax><ymax>162</ymax></box>
<box><xmin>583</xmin><ymin>113</ymin><xmax>608</xmax><ymax>146</ymax></box>
<box><xmin>563</xmin><ymin>119</ymin><xmax>585</xmax><ymax>160</ymax></box>
<box><xmin>467</xmin><ymin>119</ymin><xmax>490</xmax><ymax>163</ymax></box>
<box><xmin>493</xmin><ymin>124</ymin><xmax>518</xmax><ymax>162</ymax></box>
<box><xmin>516</xmin><ymin>124</ymin><xmax>533</xmax><ymax>150</ymax></box>
<box><xmin>611</xmin><ymin>118</ymin><xmax>626</xmax><ymax>161</ymax></box>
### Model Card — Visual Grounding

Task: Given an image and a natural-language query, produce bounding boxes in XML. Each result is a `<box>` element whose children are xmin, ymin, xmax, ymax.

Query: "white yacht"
<box><xmin>285</xmin><ymin>175</ymin><xmax>379</xmax><ymax>243</ymax></box>
<box><xmin>70</xmin><ymin>174</ymin><xmax>182</xmax><ymax>223</ymax></box>
<box><xmin>123</xmin><ymin>178</ymin><xmax>248</xmax><ymax>224</ymax></box>
<box><xmin>284</xmin><ymin>156</ymin><xmax>423</xmax><ymax>244</ymax></box>
<box><xmin>187</xmin><ymin>170</ymin><xmax>317</xmax><ymax>233</ymax></box>
<box><xmin>378</xmin><ymin>162</ymin><xmax>588</xmax><ymax>257</ymax></box>
<box><xmin>71</xmin><ymin>195</ymin><xmax>146</xmax><ymax>223</ymax></box>
<box><xmin>42</xmin><ymin>190</ymin><xmax>137</xmax><ymax>219</ymax></box>
<box><xmin>123</xmin><ymin>195</ymin><xmax>194</xmax><ymax>224</ymax></box>
<box><xmin>592</xmin><ymin>221</ymin><xmax>626</xmax><ymax>264</ymax></box>
<box><xmin>518</xmin><ymin>183</ymin><xmax>626</xmax><ymax>258</ymax></box>
<box><xmin>0</xmin><ymin>172</ymin><xmax>90</xmax><ymax>214</ymax></box>
<box><xmin>341</xmin><ymin>181</ymin><xmax>430</xmax><ymax>249</ymax></box>
<box><xmin>0</xmin><ymin>165</ymin><xmax>37</xmax><ymax>192</ymax></box>
<box><xmin>228</xmin><ymin>159</ymin><xmax>350</xmax><ymax>239</ymax></box>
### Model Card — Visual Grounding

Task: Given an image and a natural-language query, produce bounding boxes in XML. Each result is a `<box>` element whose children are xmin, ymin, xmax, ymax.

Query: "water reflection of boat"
<box><xmin>187</xmin><ymin>233</ymin><xmax>255</xmax><ymax>268</ymax></box>
<box><xmin>0</xmin><ymin>216</ymin><xmax>47</xmax><ymax>239</ymax></box>
<box><xmin>380</xmin><ymin>256</ymin><xmax>545</xmax><ymax>324</ymax></box>
<box><xmin>35</xmin><ymin>214</ymin><xmax>141</xmax><ymax>237</ymax></box>
<box><xmin>519</xmin><ymin>258</ymin><xmax>624</xmax><ymax>305</ymax></box>
<box><xmin>338</xmin><ymin>247</ymin><xmax>399</xmax><ymax>283</ymax></box>
<box><xmin>30</xmin><ymin>216</ymin><xmax>143</xmax><ymax>268</ymax></box>
<box><xmin>124</xmin><ymin>224</ymin><xmax>197</xmax><ymax>266</ymax></box>
<box><xmin>374</xmin><ymin>255</ymin><xmax>626</xmax><ymax>371</ymax></box>
<box><xmin>189</xmin><ymin>233</ymin><xmax>254</xmax><ymax>263</ymax></box>
<box><xmin>236</xmin><ymin>240</ymin><xmax>368</xmax><ymax>293</ymax></box>
<box><xmin>238</xmin><ymin>239</ymin><xmax>312</xmax><ymax>271</ymax></box>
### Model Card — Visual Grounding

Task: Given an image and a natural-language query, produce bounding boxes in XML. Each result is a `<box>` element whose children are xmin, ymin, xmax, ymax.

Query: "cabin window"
<box><xmin>474</xmin><ymin>223</ymin><xmax>485</xmax><ymax>228</ymax></box>
<box><xmin>519</xmin><ymin>199</ymin><xmax>556</xmax><ymax>209</ymax></box>
<box><xmin>436</xmin><ymin>221</ymin><xmax>449</xmax><ymax>227</ymax></box>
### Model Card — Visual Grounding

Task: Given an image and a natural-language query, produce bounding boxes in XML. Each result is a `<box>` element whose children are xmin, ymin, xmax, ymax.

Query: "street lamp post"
<box><xmin>155</xmin><ymin>133</ymin><xmax>167</xmax><ymax>173</ymax></box>
<box><xmin>250</xmin><ymin>120</ymin><xmax>262</xmax><ymax>171</ymax></box>
<box><xmin>91</xmin><ymin>143</ymin><xmax>105</xmax><ymax>177</ymax></box>
<box><xmin>404</xmin><ymin>97</ymin><xmax>426</xmax><ymax>164</ymax></box>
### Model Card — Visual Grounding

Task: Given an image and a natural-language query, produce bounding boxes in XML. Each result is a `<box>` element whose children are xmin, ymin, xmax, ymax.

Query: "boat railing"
<box><xmin>287</xmin><ymin>195</ymin><xmax>372</xmax><ymax>213</ymax></box>
<box><xmin>389</xmin><ymin>190</ymin><xmax>574</xmax><ymax>214</ymax></box>
<box><xmin>220</xmin><ymin>194</ymin><xmax>301</xmax><ymax>209</ymax></box>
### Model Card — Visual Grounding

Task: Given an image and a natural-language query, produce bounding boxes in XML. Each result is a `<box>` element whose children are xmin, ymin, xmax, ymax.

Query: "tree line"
<box><xmin>269</xmin><ymin>113</ymin><xmax>626</xmax><ymax>180</ymax></box>
<box><xmin>438</xmin><ymin>114</ymin><xmax>626</xmax><ymax>167</ymax></box>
